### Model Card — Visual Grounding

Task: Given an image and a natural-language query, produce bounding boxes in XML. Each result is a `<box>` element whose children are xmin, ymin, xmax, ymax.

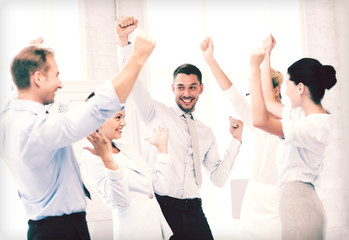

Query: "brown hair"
<box><xmin>10</xmin><ymin>46</ymin><xmax>55</xmax><ymax>89</ymax></box>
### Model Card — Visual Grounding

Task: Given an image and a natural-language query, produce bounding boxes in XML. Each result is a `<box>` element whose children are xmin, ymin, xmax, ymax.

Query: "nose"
<box><xmin>121</xmin><ymin>118</ymin><xmax>126</xmax><ymax>126</ymax></box>
<box><xmin>58</xmin><ymin>79</ymin><xmax>63</xmax><ymax>89</ymax></box>
<box><xmin>183</xmin><ymin>88</ymin><xmax>190</xmax><ymax>97</ymax></box>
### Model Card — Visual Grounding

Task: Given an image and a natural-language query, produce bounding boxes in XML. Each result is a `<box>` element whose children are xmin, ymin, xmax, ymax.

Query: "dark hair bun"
<box><xmin>322</xmin><ymin>65</ymin><xmax>337</xmax><ymax>90</ymax></box>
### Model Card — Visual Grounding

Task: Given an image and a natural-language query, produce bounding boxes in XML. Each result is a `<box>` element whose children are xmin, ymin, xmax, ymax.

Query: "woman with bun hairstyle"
<box><xmin>249</xmin><ymin>34</ymin><xmax>337</xmax><ymax>240</ymax></box>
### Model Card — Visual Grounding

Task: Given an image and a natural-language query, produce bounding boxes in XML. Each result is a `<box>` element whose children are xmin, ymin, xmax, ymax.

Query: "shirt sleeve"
<box><xmin>117</xmin><ymin>43</ymin><xmax>156</xmax><ymax>124</ymax></box>
<box><xmin>203</xmin><ymin>132</ymin><xmax>241</xmax><ymax>188</ymax></box>
<box><xmin>223</xmin><ymin>85</ymin><xmax>252</xmax><ymax>129</ymax></box>
<box><xmin>152</xmin><ymin>153</ymin><xmax>173</xmax><ymax>195</ymax></box>
<box><xmin>281</xmin><ymin>105</ymin><xmax>330</xmax><ymax>153</ymax></box>
<box><xmin>25</xmin><ymin>81</ymin><xmax>122</xmax><ymax>154</ymax></box>
<box><xmin>80</xmin><ymin>149</ymin><xmax>131</xmax><ymax>208</ymax></box>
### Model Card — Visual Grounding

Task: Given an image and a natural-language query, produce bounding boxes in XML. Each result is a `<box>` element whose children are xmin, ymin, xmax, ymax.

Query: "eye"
<box><xmin>190</xmin><ymin>86</ymin><xmax>197</xmax><ymax>90</ymax></box>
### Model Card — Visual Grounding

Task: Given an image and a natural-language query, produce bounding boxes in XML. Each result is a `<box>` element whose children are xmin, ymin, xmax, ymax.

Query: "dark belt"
<box><xmin>29</xmin><ymin>212</ymin><xmax>86</xmax><ymax>224</ymax></box>
<box><xmin>155</xmin><ymin>194</ymin><xmax>202</xmax><ymax>210</ymax></box>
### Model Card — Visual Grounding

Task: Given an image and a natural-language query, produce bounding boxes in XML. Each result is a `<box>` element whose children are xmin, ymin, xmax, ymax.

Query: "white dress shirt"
<box><xmin>118</xmin><ymin>44</ymin><xmax>241</xmax><ymax>199</ymax></box>
<box><xmin>0</xmin><ymin>81</ymin><xmax>121</xmax><ymax>220</ymax></box>
<box><xmin>277</xmin><ymin>105</ymin><xmax>332</xmax><ymax>186</ymax></box>
<box><xmin>80</xmin><ymin>142</ymin><xmax>173</xmax><ymax>240</ymax></box>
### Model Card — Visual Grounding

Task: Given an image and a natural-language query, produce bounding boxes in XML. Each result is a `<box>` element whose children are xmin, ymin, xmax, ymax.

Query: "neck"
<box><xmin>302</xmin><ymin>98</ymin><xmax>326</xmax><ymax>116</ymax></box>
<box><xmin>17</xmin><ymin>90</ymin><xmax>44</xmax><ymax>104</ymax></box>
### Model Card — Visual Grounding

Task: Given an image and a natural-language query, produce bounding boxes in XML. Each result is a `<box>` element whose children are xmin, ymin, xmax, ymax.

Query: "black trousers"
<box><xmin>27</xmin><ymin>212</ymin><xmax>90</xmax><ymax>240</ymax></box>
<box><xmin>155</xmin><ymin>194</ymin><xmax>214</xmax><ymax>240</ymax></box>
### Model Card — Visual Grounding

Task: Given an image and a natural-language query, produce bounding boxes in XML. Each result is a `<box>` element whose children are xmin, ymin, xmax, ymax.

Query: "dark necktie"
<box><xmin>83</xmin><ymin>184</ymin><xmax>91</xmax><ymax>200</ymax></box>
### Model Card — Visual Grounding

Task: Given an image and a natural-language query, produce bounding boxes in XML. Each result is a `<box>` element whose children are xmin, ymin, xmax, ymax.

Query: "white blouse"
<box><xmin>80</xmin><ymin>142</ymin><xmax>173</xmax><ymax>240</ymax></box>
<box><xmin>277</xmin><ymin>105</ymin><xmax>332</xmax><ymax>186</ymax></box>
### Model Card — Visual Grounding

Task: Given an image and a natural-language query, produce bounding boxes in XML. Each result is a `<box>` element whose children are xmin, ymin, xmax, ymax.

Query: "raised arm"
<box><xmin>249</xmin><ymin>46</ymin><xmax>284</xmax><ymax>138</ymax></box>
<box><xmin>116</xmin><ymin>16</ymin><xmax>157</xmax><ymax>124</ymax></box>
<box><xmin>201</xmin><ymin>37</ymin><xmax>252</xmax><ymax>128</ymax></box>
<box><xmin>200</xmin><ymin>37</ymin><xmax>232</xmax><ymax>90</ymax></box>
<box><xmin>112</xmin><ymin>29</ymin><xmax>155</xmax><ymax>103</ymax></box>
<box><xmin>261</xmin><ymin>34</ymin><xmax>283</xmax><ymax>118</ymax></box>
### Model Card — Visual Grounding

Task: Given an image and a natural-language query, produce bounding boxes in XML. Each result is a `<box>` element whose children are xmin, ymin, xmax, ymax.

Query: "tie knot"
<box><xmin>184</xmin><ymin>113</ymin><xmax>192</xmax><ymax>120</ymax></box>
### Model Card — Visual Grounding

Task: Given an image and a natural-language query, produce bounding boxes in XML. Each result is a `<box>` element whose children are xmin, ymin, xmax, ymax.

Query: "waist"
<box><xmin>29</xmin><ymin>212</ymin><xmax>86</xmax><ymax>223</ymax></box>
<box><xmin>155</xmin><ymin>194</ymin><xmax>202</xmax><ymax>210</ymax></box>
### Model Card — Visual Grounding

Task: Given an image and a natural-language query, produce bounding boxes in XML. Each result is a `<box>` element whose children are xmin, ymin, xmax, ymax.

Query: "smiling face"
<box><xmin>40</xmin><ymin>57</ymin><xmax>62</xmax><ymax>105</ymax></box>
<box><xmin>99</xmin><ymin>110</ymin><xmax>126</xmax><ymax>141</ymax></box>
<box><xmin>172</xmin><ymin>73</ymin><xmax>203</xmax><ymax>113</ymax></box>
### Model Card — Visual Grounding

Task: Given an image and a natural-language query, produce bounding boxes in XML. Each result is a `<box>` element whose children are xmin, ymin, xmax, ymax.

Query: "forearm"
<box><xmin>81</xmin><ymin>153</ymin><xmax>130</xmax><ymax>207</ymax></box>
<box><xmin>205</xmin><ymin>57</ymin><xmax>232</xmax><ymax>91</ymax></box>
<box><xmin>261</xmin><ymin>53</ymin><xmax>283</xmax><ymax>117</ymax></box>
<box><xmin>101</xmin><ymin>154</ymin><xmax>119</xmax><ymax>171</ymax></box>
<box><xmin>250</xmin><ymin>68</ymin><xmax>284</xmax><ymax>137</ymax></box>
<box><xmin>250</xmin><ymin>68</ymin><xmax>270</xmax><ymax>127</ymax></box>
<box><xmin>111</xmin><ymin>54</ymin><xmax>145</xmax><ymax>103</ymax></box>
<box><xmin>117</xmin><ymin>35</ymin><xmax>129</xmax><ymax>47</ymax></box>
<box><xmin>204</xmin><ymin>138</ymin><xmax>241</xmax><ymax>188</ymax></box>
<box><xmin>152</xmin><ymin>153</ymin><xmax>172</xmax><ymax>195</ymax></box>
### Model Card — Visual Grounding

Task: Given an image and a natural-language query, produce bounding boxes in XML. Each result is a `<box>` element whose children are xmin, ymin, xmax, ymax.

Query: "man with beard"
<box><xmin>116</xmin><ymin>16</ymin><xmax>243</xmax><ymax>240</ymax></box>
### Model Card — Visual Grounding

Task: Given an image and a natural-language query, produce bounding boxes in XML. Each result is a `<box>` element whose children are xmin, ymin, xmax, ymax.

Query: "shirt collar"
<box><xmin>9</xmin><ymin>99</ymin><xmax>47</xmax><ymax>115</ymax></box>
<box><xmin>171</xmin><ymin>103</ymin><xmax>197</xmax><ymax>121</ymax></box>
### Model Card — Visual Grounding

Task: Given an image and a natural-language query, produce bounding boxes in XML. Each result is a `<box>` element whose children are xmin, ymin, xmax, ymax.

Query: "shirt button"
<box><xmin>149</xmin><ymin>194</ymin><xmax>154</xmax><ymax>199</ymax></box>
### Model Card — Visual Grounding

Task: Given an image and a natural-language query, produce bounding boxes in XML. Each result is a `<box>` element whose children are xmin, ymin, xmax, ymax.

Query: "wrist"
<box><xmin>156</xmin><ymin>145</ymin><xmax>168</xmax><ymax>154</ymax></box>
<box><xmin>117</xmin><ymin>36</ymin><xmax>129</xmax><ymax>47</ymax></box>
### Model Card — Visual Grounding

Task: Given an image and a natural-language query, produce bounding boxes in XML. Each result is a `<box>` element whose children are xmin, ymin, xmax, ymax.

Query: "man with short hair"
<box><xmin>116</xmin><ymin>16</ymin><xmax>243</xmax><ymax>240</ymax></box>
<box><xmin>0</xmin><ymin>31</ymin><xmax>155</xmax><ymax>240</ymax></box>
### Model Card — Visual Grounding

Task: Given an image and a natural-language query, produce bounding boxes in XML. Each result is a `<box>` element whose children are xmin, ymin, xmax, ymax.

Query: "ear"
<box><xmin>297</xmin><ymin>82</ymin><xmax>305</xmax><ymax>95</ymax></box>
<box><xmin>171</xmin><ymin>83</ymin><xmax>175</xmax><ymax>93</ymax></box>
<box><xmin>32</xmin><ymin>71</ymin><xmax>43</xmax><ymax>88</ymax></box>
<box><xmin>273</xmin><ymin>86</ymin><xmax>280</xmax><ymax>97</ymax></box>
<box><xmin>199</xmin><ymin>83</ymin><xmax>204</xmax><ymax>94</ymax></box>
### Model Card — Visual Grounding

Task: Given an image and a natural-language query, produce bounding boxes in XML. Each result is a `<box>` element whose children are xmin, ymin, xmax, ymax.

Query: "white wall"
<box><xmin>299</xmin><ymin>0</ymin><xmax>349</xmax><ymax>239</ymax></box>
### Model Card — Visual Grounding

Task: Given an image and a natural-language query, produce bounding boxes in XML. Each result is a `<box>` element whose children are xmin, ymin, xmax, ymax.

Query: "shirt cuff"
<box><xmin>117</xmin><ymin>43</ymin><xmax>133</xmax><ymax>65</ymax></box>
<box><xmin>105</xmin><ymin>167</ymin><xmax>123</xmax><ymax>180</ymax></box>
<box><xmin>230</xmin><ymin>137</ymin><xmax>242</xmax><ymax>147</ymax></box>
<box><xmin>156</xmin><ymin>153</ymin><xmax>172</xmax><ymax>165</ymax></box>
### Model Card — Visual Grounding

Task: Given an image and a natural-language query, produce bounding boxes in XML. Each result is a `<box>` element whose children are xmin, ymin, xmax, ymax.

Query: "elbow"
<box><xmin>112</xmin><ymin>197</ymin><xmax>130</xmax><ymax>208</ymax></box>
<box><xmin>212</xmin><ymin>178</ymin><xmax>227</xmax><ymax>188</ymax></box>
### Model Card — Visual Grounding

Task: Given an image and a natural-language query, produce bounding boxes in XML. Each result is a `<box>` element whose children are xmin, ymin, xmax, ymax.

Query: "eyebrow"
<box><xmin>176</xmin><ymin>83</ymin><xmax>198</xmax><ymax>86</ymax></box>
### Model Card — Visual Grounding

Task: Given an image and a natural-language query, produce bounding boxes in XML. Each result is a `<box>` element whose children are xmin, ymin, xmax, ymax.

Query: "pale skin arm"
<box><xmin>84</xmin><ymin>132</ymin><xmax>119</xmax><ymax>170</ymax></box>
<box><xmin>145</xmin><ymin>126</ymin><xmax>169</xmax><ymax>154</ymax></box>
<box><xmin>249</xmin><ymin>46</ymin><xmax>284</xmax><ymax>138</ymax></box>
<box><xmin>200</xmin><ymin>37</ymin><xmax>232</xmax><ymax>91</ymax></box>
<box><xmin>261</xmin><ymin>34</ymin><xmax>283</xmax><ymax>118</ymax></box>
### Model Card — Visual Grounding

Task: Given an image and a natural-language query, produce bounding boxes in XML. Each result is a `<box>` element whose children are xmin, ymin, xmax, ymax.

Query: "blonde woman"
<box><xmin>201</xmin><ymin>37</ymin><xmax>284</xmax><ymax>239</ymax></box>
<box><xmin>80</xmin><ymin>97</ymin><xmax>172</xmax><ymax>239</ymax></box>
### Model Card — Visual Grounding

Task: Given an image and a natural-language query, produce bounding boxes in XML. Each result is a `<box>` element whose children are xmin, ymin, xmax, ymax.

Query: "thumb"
<box><xmin>83</xmin><ymin>147</ymin><xmax>94</xmax><ymax>154</ymax></box>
